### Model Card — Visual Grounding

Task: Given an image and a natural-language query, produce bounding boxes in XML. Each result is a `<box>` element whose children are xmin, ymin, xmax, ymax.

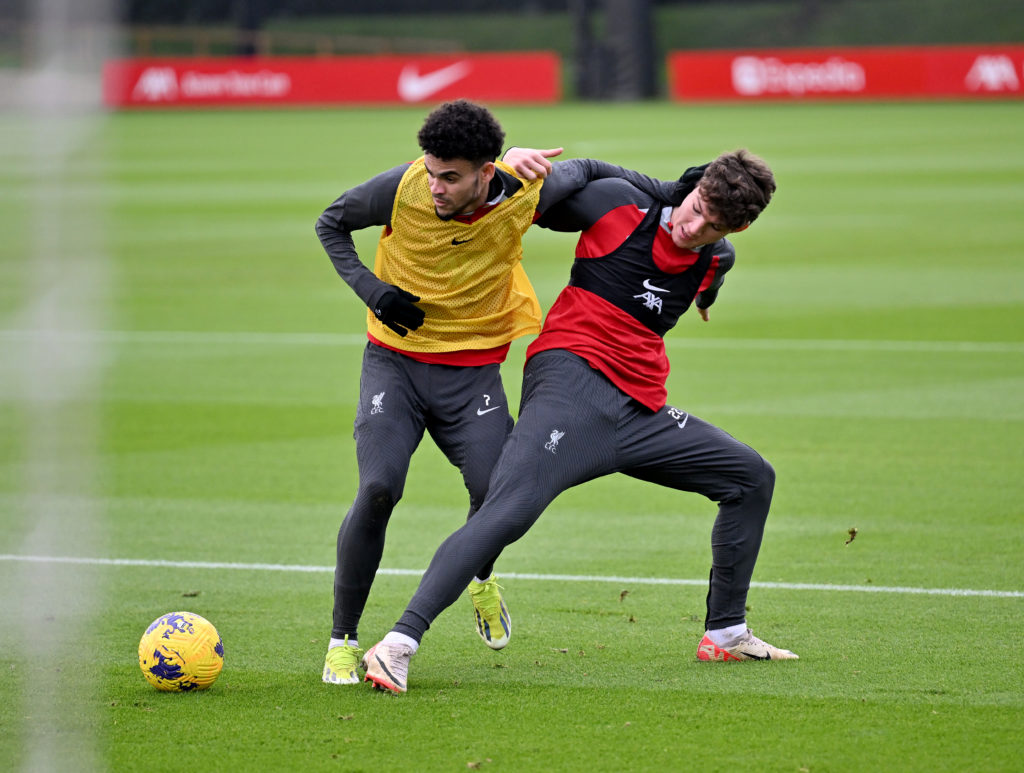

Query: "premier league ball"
<box><xmin>138</xmin><ymin>611</ymin><xmax>224</xmax><ymax>691</ymax></box>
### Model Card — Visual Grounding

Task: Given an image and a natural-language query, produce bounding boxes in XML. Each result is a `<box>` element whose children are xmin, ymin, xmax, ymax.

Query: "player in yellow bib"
<box><xmin>368</xmin><ymin>156</ymin><xmax>543</xmax><ymax>353</ymax></box>
<box><xmin>315</xmin><ymin>99</ymin><xmax>676</xmax><ymax>686</ymax></box>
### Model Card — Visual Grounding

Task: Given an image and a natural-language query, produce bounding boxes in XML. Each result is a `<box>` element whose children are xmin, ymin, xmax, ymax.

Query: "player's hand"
<box><xmin>373</xmin><ymin>286</ymin><xmax>425</xmax><ymax>337</ymax></box>
<box><xmin>503</xmin><ymin>147</ymin><xmax>564</xmax><ymax>180</ymax></box>
<box><xmin>696</xmin><ymin>306</ymin><xmax>710</xmax><ymax>322</ymax></box>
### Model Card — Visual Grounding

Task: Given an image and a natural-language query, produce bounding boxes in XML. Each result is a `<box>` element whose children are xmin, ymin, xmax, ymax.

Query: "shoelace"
<box><xmin>472</xmin><ymin>582</ymin><xmax>504</xmax><ymax>615</ymax></box>
<box><xmin>732</xmin><ymin>629</ymin><xmax>764</xmax><ymax>649</ymax></box>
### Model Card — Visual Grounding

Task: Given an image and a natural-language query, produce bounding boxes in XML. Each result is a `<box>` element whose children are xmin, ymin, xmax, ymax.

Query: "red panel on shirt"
<box><xmin>526</xmin><ymin>286</ymin><xmax>669</xmax><ymax>411</ymax></box>
<box><xmin>369</xmin><ymin>334</ymin><xmax>510</xmax><ymax>366</ymax></box>
<box><xmin>698</xmin><ymin>254</ymin><xmax>722</xmax><ymax>292</ymax></box>
<box><xmin>652</xmin><ymin>225</ymin><xmax>701</xmax><ymax>273</ymax></box>
<box><xmin>575</xmin><ymin>205</ymin><xmax>647</xmax><ymax>258</ymax></box>
<box><xmin>453</xmin><ymin>201</ymin><xmax>501</xmax><ymax>224</ymax></box>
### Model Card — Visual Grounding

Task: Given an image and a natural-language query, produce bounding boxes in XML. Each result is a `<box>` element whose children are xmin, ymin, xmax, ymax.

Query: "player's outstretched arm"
<box><xmin>502</xmin><ymin>146</ymin><xmax>564</xmax><ymax>180</ymax></box>
<box><xmin>534</xmin><ymin>157</ymin><xmax>682</xmax><ymax>215</ymax></box>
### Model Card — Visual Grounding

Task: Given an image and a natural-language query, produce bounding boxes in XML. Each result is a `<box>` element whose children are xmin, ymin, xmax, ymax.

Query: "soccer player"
<box><xmin>361</xmin><ymin>149</ymin><xmax>797</xmax><ymax>694</ymax></box>
<box><xmin>315</xmin><ymin>99</ymin><xmax>679</xmax><ymax>686</ymax></box>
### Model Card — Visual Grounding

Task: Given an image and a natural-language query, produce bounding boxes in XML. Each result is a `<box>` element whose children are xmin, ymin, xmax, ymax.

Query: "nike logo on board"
<box><xmin>397</xmin><ymin>62</ymin><xmax>472</xmax><ymax>102</ymax></box>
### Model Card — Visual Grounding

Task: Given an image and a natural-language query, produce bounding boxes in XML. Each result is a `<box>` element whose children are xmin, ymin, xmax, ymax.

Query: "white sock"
<box><xmin>381</xmin><ymin>631</ymin><xmax>419</xmax><ymax>653</ymax></box>
<box><xmin>329</xmin><ymin>636</ymin><xmax>358</xmax><ymax>649</ymax></box>
<box><xmin>706</xmin><ymin>623</ymin><xmax>747</xmax><ymax>647</ymax></box>
<box><xmin>472</xmin><ymin>575</ymin><xmax>493</xmax><ymax>584</ymax></box>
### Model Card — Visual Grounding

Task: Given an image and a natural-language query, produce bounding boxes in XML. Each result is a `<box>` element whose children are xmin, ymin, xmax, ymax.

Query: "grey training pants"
<box><xmin>331</xmin><ymin>343</ymin><xmax>514</xmax><ymax>639</ymax></box>
<box><xmin>394</xmin><ymin>349</ymin><xmax>776</xmax><ymax>641</ymax></box>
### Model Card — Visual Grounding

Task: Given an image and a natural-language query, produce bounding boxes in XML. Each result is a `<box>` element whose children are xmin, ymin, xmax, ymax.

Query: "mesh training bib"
<box><xmin>367</xmin><ymin>158</ymin><xmax>543</xmax><ymax>352</ymax></box>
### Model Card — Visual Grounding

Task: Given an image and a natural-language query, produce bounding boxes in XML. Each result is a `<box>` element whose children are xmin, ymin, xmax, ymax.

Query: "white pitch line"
<box><xmin>0</xmin><ymin>329</ymin><xmax>367</xmax><ymax>347</ymax></box>
<box><xmin>1</xmin><ymin>554</ymin><xmax>1021</xmax><ymax>599</ymax></box>
<box><xmin>666</xmin><ymin>337</ymin><xmax>1024</xmax><ymax>355</ymax></box>
<box><xmin>1</xmin><ymin>329</ymin><xmax>1021</xmax><ymax>354</ymax></box>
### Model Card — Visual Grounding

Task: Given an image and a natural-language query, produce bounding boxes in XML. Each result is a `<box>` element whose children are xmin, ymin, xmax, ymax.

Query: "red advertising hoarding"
<box><xmin>103</xmin><ymin>52</ymin><xmax>560</xmax><ymax>108</ymax></box>
<box><xmin>668</xmin><ymin>45</ymin><xmax>1024</xmax><ymax>101</ymax></box>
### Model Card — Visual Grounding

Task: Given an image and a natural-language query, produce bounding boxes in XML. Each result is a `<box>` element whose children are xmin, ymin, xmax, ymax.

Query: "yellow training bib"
<box><xmin>367</xmin><ymin>158</ymin><xmax>543</xmax><ymax>352</ymax></box>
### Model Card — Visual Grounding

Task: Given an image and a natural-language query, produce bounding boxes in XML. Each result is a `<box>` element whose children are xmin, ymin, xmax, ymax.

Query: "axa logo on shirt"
<box><xmin>634</xmin><ymin>278</ymin><xmax>669</xmax><ymax>314</ymax></box>
<box><xmin>966</xmin><ymin>55</ymin><xmax>1021</xmax><ymax>91</ymax></box>
<box><xmin>731</xmin><ymin>56</ymin><xmax>866</xmax><ymax>96</ymax></box>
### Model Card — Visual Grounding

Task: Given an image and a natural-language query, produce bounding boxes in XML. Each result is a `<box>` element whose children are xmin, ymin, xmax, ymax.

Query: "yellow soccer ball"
<box><xmin>138</xmin><ymin>611</ymin><xmax>224</xmax><ymax>691</ymax></box>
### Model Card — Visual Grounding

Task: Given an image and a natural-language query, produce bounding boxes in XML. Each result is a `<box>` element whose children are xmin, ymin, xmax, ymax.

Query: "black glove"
<box><xmin>373</xmin><ymin>285</ymin><xmax>425</xmax><ymax>337</ymax></box>
<box><xmin>669</xmin><ymin>163</ymin><xmax>709</xmax><ymax>204</ymax></box>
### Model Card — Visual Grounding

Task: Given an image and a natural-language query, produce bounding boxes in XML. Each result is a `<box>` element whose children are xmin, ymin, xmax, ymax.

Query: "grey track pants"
<box><xmin>394</xmin><ymin>349</ymin><xmax>776</xmax><ymax>641</ymax></box>
<box><xmin>331</xmin><ymin>343</ymin><xmax>514</xmax><ymax>639</ymax></box>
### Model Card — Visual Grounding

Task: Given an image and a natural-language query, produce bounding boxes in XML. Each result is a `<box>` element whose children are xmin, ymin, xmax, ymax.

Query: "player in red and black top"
<box><xmin>362</xmin><ymin>150</ymin><xmax>797</xmax><ymax>694</ymax></box>
<box><xmin>315</xmin><ymin>100</ymin><xmax>682</xmax><ymax>688</ymax></box>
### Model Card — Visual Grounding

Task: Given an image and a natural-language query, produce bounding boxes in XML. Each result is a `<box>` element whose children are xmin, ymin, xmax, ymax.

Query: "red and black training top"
<box><xmin>528</xmin><ymin>175</ymin><xmax>735</xmax><ymax>412</ymax></box>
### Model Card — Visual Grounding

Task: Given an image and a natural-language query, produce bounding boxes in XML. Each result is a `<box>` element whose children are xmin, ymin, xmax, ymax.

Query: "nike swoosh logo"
<box><xmin>397</xmin><ymin>61</ymin><xmax>472</xmax><ymax>102</ymax></box>
<box><xmin>476</xmin><ymin>406</ymin><xmax>502</xmax><ymax>416</ymax></box>
<box><xmin>737</xmin><ymin>650</ymin><xmax>770</xmax><ymax>660</ymax></box>
<box><xmin>374</xmin><ymin>654</ymin><xmax>406</xmax><ymax>688</ymax></box>
<box><xmin>643</xmin><ymin>279</ymin><xmax>670</xmax><ymax>293</ymax></box>
<box><xmin>452</xmin><ymin>237</ymin><xmax>473</xmax><ymax>245</ymax></box>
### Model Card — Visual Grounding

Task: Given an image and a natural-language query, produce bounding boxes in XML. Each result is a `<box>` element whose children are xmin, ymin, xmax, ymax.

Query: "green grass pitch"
<box><xmin>1</xmin><ymin>100</ymin><xmax>1023</xmax><ymax>771</ymax></box>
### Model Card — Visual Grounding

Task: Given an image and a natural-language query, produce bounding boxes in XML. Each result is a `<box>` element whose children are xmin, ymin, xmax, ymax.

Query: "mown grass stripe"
<box><xmin>1</xmin><ymin>329</ymin><xmax>1022</xmax><ymax>353</ymax></box>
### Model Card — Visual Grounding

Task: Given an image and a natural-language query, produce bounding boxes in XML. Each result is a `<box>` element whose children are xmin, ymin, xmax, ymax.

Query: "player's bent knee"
<box><xmin>355</xmin><ymin>481</ymin><xmax>402</xmax><ymax>524</ymax></box>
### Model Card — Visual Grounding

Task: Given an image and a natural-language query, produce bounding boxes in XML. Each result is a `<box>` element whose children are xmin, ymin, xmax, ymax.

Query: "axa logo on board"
<box><xmin>131</xmin><ymin>66</ymin><xmax>292</xmax><ymax>101</ymax></box>
<box><xmin>965</xmin><ymin>55</ymin><xmax>1020</xmax><ymax>91</ymax></box>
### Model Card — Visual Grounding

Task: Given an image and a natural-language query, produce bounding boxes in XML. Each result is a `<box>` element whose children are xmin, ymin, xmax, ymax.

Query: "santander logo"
<box><xmin>732</xmin><ymin>56</ymin><xmax>866</xmax><ymax>96</ymax></box>
<box><xmin>130</xmin><ymin>66</ymin><xmax>291</xmax><ymax>102</ymax></box>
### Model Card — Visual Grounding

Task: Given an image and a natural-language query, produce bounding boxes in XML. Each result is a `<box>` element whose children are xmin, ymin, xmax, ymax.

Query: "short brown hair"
<box><xmin>700</xmin><ymin>150</ymin><xmax>776</xmax><ymax>230</ymax></box>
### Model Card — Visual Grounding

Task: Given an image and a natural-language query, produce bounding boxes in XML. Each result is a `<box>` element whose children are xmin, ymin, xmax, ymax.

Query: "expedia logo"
<box><xmin>731</xmin><ymin>56</ymin><xmax>866</xmax><ymax>96</ymax></box>
<box><xmin>132</xmin><ymin>67</ymin><xmax>178</xmax><ymax>101</ymax></box>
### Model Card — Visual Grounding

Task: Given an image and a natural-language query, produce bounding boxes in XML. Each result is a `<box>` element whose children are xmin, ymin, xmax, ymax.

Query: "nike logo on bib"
<box><xmin>452</xmin><ymin>237</ymin><xmax>473</xmax><ymax>245</ymax></box>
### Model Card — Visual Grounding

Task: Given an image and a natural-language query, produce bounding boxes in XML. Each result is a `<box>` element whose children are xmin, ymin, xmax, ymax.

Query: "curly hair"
<box><xmin>417</xmin><ymin>99</ymin><xmax>505</xmax><ymax>166</ymax></box>
<box><xmin>700</xmin><ymin>149</ymin><xmax>776</xmax><ymax>230</ymax></box>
